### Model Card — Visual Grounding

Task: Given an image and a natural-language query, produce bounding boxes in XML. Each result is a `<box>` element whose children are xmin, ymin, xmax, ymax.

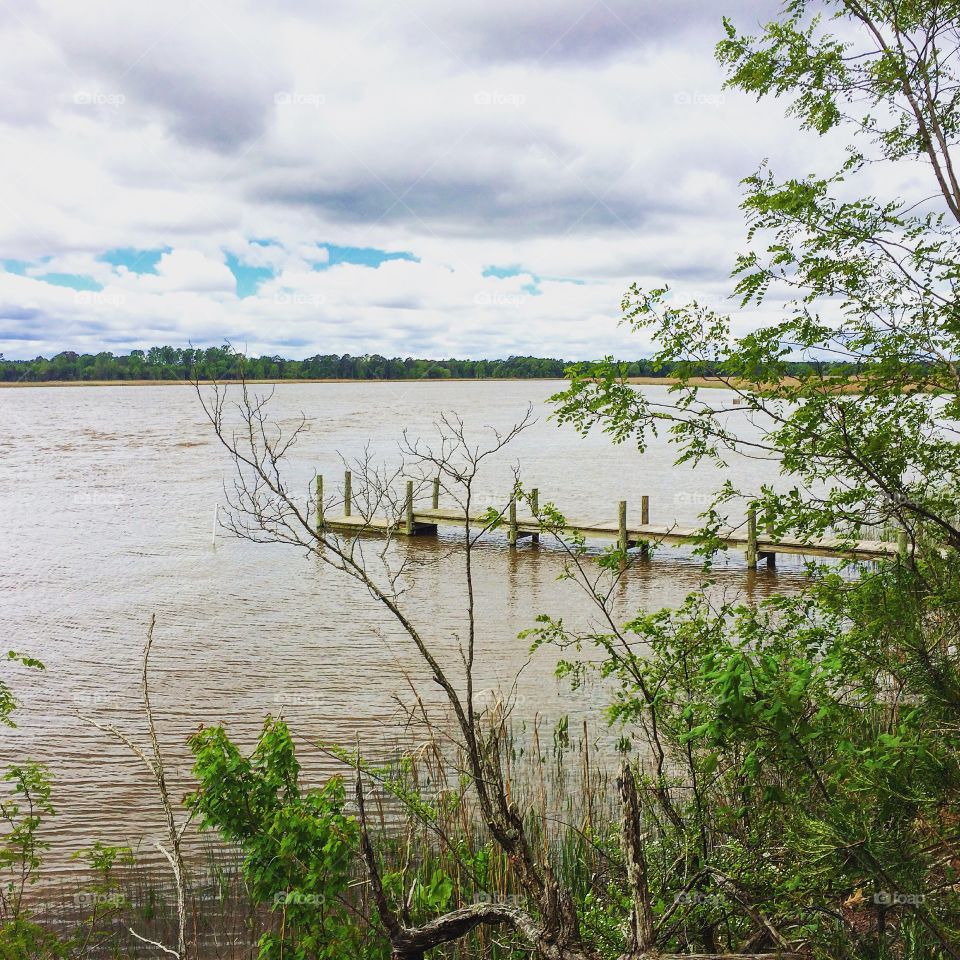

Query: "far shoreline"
<box><xmin>0</xmin><ymin>375</ymin><xmax>730</xmax><ymax>389</ymax></box>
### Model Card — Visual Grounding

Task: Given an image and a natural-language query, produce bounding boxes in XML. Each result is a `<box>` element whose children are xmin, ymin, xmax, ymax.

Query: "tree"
<box><xmin>556</xmin><ymin>0</ymin><xmax>960</xmax><ymax>553</ymax></box>
<box><xmin>193</xmin><ymin>373</ymin><xmax>583</xmax><ymax>957</ymax></box>
<box><xmin>546</xmin><ymin>2</ymin><xmax>960</xmax><ymax>957</ymax></box>
<box><xmin>187</xmin><ymin>350</ymin><xmax>823</xmax><ymax>959</ymax></box>
<box><xmin>176</xmin><ymin>6</ymin><xmax>960</xmax><ymax>957</ymax></box>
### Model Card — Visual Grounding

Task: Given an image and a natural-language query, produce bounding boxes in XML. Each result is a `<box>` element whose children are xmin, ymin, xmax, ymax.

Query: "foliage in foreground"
<box><xmin>542</xmin><ymin>0</ymin><xmax>960</xmax><ymax>955</ymax></box>
<box><xmin>5</xmin><ymin>1</ymin><xmax>960</xmax><ymax>958</ymax></box>
<box><xmin>531</xmin><ymin>549</ymin><xmax>960</xmax><ymax>958</ymax></box>
<box><xmin>185</xmin><ymin>720</ymin><xmax>372</xmax><ymax>960</ymax></box>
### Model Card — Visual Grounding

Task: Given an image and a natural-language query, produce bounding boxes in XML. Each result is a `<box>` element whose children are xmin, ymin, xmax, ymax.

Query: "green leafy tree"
<box><xmin>186</xmin><ymin>718</ymin><xmax>379</xmax><ymax>960</ymax></box>
<box><xmin>556</xmin><ymin>0</ymin><xmax>960</xmax><ymax>553</ymax></box>
<box><xmin>544</xmin><ymin>2</ymin><xmax>960</xmax><ymax>958</ymax></box>
<box><xmin>0</xmin><ymin>652</ymin><xmax>43</xmax><ymax>730</ymax></box>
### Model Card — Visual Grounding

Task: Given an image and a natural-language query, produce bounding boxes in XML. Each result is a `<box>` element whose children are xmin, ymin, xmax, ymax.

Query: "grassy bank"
<box><xmin>15</xmin><ymin>720</ymin><xmax>619</xmax><ymax>959</ymax></box>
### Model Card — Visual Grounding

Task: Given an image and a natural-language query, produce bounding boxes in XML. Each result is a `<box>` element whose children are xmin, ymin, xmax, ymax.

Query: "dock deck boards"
<box><xmin>321</xmin><ymin>505</ymin><xmax>899</xmax><ymax>562</ymax></box>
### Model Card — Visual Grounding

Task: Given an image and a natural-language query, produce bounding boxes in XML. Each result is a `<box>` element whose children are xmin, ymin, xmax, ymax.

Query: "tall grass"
<box><xmin>32</xmin><ymin>715</ymin><xmax>624</xmax><ymax>959</ymax></box>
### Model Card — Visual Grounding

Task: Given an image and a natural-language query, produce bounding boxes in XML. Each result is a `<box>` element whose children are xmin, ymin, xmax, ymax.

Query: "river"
<box><xmin>1</xmin><ymin>379</ymin><xmax>803</xmax><ymax>877</ymax></box>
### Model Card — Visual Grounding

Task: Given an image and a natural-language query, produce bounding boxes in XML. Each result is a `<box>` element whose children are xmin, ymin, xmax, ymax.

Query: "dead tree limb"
<box><xmin>618</xmin><ymin>761</ymin><xmax>655</xmax><ymax>956</ymax></box>
<box><xmin>80</xmin><ymin>614</ymin><xmax>190</xmax><ymax>959</ymax></box>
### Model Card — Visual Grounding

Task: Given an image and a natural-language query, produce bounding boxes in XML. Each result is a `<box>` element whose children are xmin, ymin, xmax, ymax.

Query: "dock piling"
<box><xmin>618</xmin><ymin>500</ymin><xmax>628</xmax><ymax>571</ymax></box>
<box><xmin>508</xmin><ymin>498</ymin><xmax>518</xmax><ymax>547</ymax></box>
<box><xmin>432</xmin><ymin>477</ymin><xmax>440</xmax><ymax>509</ymax></box>
<box><xmin>746</xmin><ymin>506</ymin><xmax>758</xmax><ymax>570</ymax></box>
<box><xmin>344</xmin><ymin>470</ymin><xmax>352</xmax><ymax>517</ymax></box>
<box><xmin>316</xmin><ymin>475</ymin><xmax>324</xmax><ymax>531</ymax></box>
<box><xmin>898</xmin><ymin>525</ymin><xmax>909</xmax><ymax>560</ymax></box>
<box><xmin>531</xmin><ymin>488</ymin><xmax>540</xmax><ymax>544</ymax></box>
<box><xmin>406</xmin><ymin>481</ymin><xmax>415</xmax><ymax>536</ymax></box>
<box><xmin>640</xmin><ymin>494</ymin><xmax>650</xmax><ymax>558</ymax></box>
<box><xmin>763</xmin><ymin>502</ymin><xmax>776</xmax><ymax>567</ymax></box>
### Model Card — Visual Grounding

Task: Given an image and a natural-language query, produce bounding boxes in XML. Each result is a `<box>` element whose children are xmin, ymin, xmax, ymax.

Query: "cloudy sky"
<box><xmin>0</xmin><ymin>0</ymin><xmax>856</xmax><ymax>360</ymax></box>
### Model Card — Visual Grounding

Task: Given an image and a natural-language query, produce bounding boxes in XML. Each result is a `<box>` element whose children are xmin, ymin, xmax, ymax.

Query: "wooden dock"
<box><xmin>316</xmin><ymin>472</ymin><xmax>903</xmax><ymax>569</ymax></box>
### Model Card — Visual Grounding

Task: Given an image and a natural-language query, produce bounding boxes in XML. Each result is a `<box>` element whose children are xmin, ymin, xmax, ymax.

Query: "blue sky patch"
<box><xmin>313</xmin><ymin>244</ymin><xmax>418</xmax><ymax>270</ymax></box>
<box><xmin>1</xmin><ymin>258</ymin><xmax>33</xmax><ymax>275</ymax></box>
<box><xmin>482</xmin><ymin>264</ymin><xmax>526</xmax><ymax>279</ymax></box>
<box><xmin>98</xmin><ymin>247</ymin><xmax>167</xmax><ymax>274</ymax></box>
<box><xmin>2</xmin><ymin>258</ymin><xmax>101</xmax><ymax>290</ymax></box>
<box><xmin>483</xmin><ymin>264</ymin><xmax>584</xmax><ymax>289</ymax></box>
<box><xmin>36</xmin><ymin>273</ymin><xmax>102</xmax><ymax>291</ymax></box>
<box><xmin>225</xmin><ymin>252</ymin><xmax>274</xmax><ymax>298</ymax></box>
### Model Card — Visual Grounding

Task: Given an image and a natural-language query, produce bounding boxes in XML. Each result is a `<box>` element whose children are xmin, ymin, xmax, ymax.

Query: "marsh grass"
<box><xmin>30</xmin><ymin>716</ymin><xmax>624</xmax><ymax>959</ymax></box>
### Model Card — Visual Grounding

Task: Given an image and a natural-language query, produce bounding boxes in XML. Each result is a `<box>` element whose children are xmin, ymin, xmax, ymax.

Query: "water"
<box><xmin>0</xmin><ymin>380</ymin><xmax>803</xmax><ymax>877</ymax></box>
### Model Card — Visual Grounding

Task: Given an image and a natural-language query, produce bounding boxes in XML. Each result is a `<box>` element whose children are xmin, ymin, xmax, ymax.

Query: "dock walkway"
<box><xmin>317</xmin><ymin>472</ymin><xmax>902</xmax><ymax>569</ymax></box>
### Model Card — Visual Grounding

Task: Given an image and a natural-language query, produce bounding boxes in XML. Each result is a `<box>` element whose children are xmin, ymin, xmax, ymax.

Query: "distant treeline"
<box><xmin>1</xmin><ymin>347</ymin><xmax>635</xmax><ymax>382</ymax></box>
<box><xmin>0</xmin><ymin>345</ymin><xmax>836</xmax><ymax>383</ymax></box>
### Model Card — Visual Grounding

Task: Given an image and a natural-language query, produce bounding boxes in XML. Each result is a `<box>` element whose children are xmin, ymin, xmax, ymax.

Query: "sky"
<box><xmin>0</xmin><ymin>0</ymin><xmax>891</xmax><ymax>361</ymax></box>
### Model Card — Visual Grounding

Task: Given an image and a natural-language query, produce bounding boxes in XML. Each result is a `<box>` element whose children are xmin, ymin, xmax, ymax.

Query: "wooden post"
<box><xmin>746</xmin><ymin>506</ymin><xmax>758</xmax><ymax>570</ymax></box>
<box><xmin>432</xmin><ymin>477</ymin><xmax>440</xmax><ymax>510</ymax></box>
<box><xmin>405</xmin><ymin>480</ymin><xmax>414</xmax><ymax>536</ymax></box>
<box><xmin>640</xmin><ymin>495</ymin><xmax>650</xmax><ymax>558</ymax></box>
<box><xmin>508</xmin><ymin>497</ymin><xmax>518</xmax><ymax>547</ymax></box>
<box><xmin>531</xmin><ymin>487</ymin><xmax>540</xmax><ymax>544</ymax></box>
<box><xmin>764</xmin><ymin>502</ymin><xmax>776</xmax><ymax>568</ymax></box>
<box><xmin>316</xmin><ymin>475</ymin><xmax>324</xmax><ymax>531</ymax></box>
<box><xmin>343</xmin><ymin>470</ymin><xmax>352</xmax><ymax>517</ymax></box>
<box><xmin>898</xmin><ymin>525</ymin><xmax>909</xmax><ymax>560</ymax></box>
<box><xmin>618</xmin><ymin>500</ymin><xmax>628</xmax><ymax>571</ymax></box>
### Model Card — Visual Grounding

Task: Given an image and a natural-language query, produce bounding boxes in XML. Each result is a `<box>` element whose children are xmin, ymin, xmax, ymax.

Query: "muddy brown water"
<box><xmin>1</xmin><ymin>380</ymin><xmax>805</xmax><ymax>883</ymax></box>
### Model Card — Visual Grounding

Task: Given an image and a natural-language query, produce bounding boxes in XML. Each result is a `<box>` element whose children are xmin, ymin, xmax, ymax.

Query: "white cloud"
<box><xmin>127</xmin><ymin>249</ymin><xmax>236</xmax><ymax>294</ymax></box>
<box><xmin>0</xmin><ymin>0</ymin><xmax>891</xmax><ymax>360</ymax></box>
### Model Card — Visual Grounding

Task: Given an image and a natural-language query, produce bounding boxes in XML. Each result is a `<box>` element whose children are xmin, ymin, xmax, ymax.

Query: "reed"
<box><xmin>34</xmin><ymin>717</ymin><xmax>624</xmax><ymax>959</ymax></box>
